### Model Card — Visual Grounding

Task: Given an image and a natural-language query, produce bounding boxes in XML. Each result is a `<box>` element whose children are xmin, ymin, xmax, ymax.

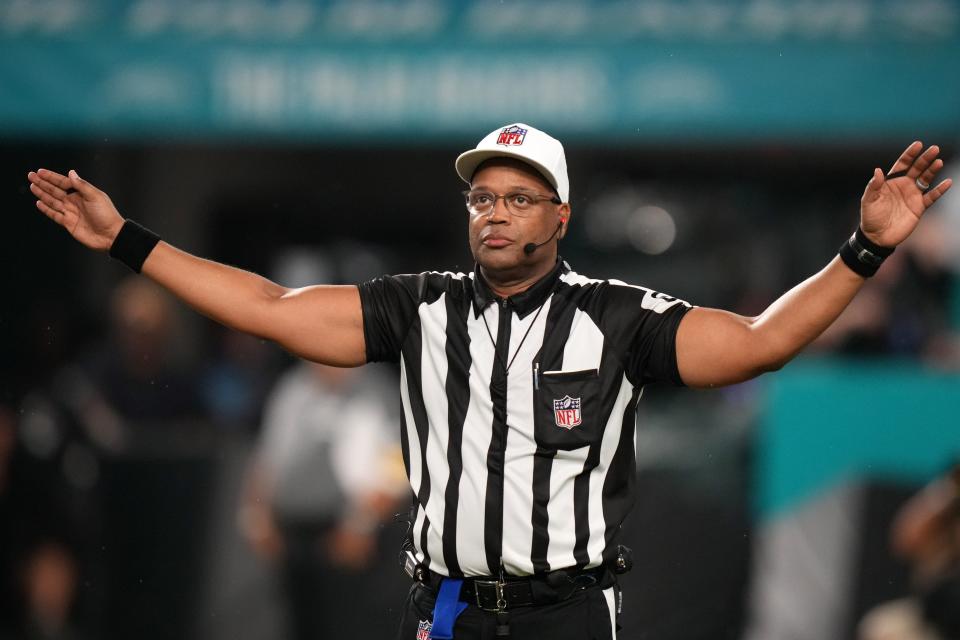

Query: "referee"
<box><xmin>27</xmin><ymin>124</ymin><xmax>952</xmax><ymax>640</ymax></box>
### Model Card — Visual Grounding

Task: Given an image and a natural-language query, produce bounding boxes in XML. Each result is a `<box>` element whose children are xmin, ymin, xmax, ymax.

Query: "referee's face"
<box><xmin>467</xmin><ymin>160</ymin><xmax>569</xmax><ymax>282</ymax></box>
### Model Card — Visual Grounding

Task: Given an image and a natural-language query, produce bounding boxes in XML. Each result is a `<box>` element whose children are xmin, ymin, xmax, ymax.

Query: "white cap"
<box><xmin>455</xmin><ymin>123</ymin><xmax>569</xmax><ymax>203</ymax></box>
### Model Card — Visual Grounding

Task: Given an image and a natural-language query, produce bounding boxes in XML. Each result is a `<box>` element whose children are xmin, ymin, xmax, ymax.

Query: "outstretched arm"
<box><xmin>676</xmin><ymin>141</ymin><xmax>952</xmax><ymax>388</ymax></box>
<box><xmin>28</xmin><ymin>168</ymin><xmax>366</xmax><ymax>367</ymax></box>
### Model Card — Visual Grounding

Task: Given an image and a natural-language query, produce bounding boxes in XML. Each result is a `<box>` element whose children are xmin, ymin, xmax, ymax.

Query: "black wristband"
<box><xmin>109</xmin><ymin>219</ymin><xmax>160</xmax><ymax>273</ymax></box>
<box><xmin>838</xmin><ymin>226</ymin><xmax>894</xmax><ymax>278</ymax></box>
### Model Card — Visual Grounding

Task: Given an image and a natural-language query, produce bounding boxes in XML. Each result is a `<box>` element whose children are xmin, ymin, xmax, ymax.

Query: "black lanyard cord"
<box><xmin>480</xmin><ymin>300</ymin><xmax>547</xmax><ymax>375</ymax></box>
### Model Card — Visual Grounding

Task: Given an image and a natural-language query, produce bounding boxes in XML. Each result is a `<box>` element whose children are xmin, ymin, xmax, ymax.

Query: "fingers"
<box><xmin>908</xmin><ymin>145</ymin><xmax>941</xmax><ymax>179</ymax></box>
<box><xmin>29</xmin><ymin>180</ymin><xmax>71</xmax><ymax>216</ymax></box>
<box><xmin>886</xmin><ymin>142</ymin><xmax>942</xmax><ymax>180</ymax></box>
<box><xmin>34</xmin><ymin>168</ymin><xmax>73</xmax><ymax>191</ymax></box>
<box><xmin>29</xmin><ymin>167</ymin><xmax>100</xmax><ymax>200</ymax></box>
<box><xmin>917</xmin><ymin>158</ymin><xmax>944</xmax><ymax>190</ymax></box>
<box><xmin>862</xmin><ymin>167</ymin><xmax>886</xmax><ymax>203</ymax></box>
<box><xmin>67</xmin><ymin>169</ymin><xmax>100</xmax><ymax>200</ymax></box>
<box><xmin>35</xmin><ymin>199</ymin><xmax>67</xmax><ymax>226</ymax></box>
<box><xmin>27</xmin><ymin>171</ymin><xmax>70</xmax><ymax>200</ymax></box>
<box><xmin>924</xmin><ymin>178</ymin><xmax>953</xmax><ymax>208</ymax></box>
<box><xmin>865</xmin><ymin>167</ymin><xmax>884</xmax><ymax>192</ymax></box>
<box><xmin>887</xmin><ymin>141</ymin><xmax>923</xmax><ymax>175</ymax></box>
<box><xmin>27</xmin><ymin>168</ymin><xmax>99</xmax><ymax>234</ymax></box>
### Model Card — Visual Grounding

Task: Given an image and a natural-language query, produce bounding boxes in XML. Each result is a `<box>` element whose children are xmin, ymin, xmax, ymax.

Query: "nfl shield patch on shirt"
<box><xmin>553</xmin><ymin>395</ymin><xmax>582</xmax><ymax>429</ymax></box>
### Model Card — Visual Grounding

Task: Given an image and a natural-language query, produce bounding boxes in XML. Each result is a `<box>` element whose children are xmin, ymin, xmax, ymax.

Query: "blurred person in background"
<box><xmin>84</xmin><ymin>276</ymin><xmax>205</xmax><ymax>428</ymax></box>
<box><xmin>10</xmin><ymin>539</ymin><xmax>85</xmax><ymax>640</ymax></box>
<box><xmin>0</xmin><ymin>392</ymin><xmax>94</xmax><ymax>640</ymax></box>
<box><xmin>0</xmin><ymin>395</ymin><xmax>96</xmax><ymax>639</ymax></box>
<box><xmin>24</xmin><ymin>276</ymin><xmax>212</xmax><ymax>640</ymax></box>
<box><xmin>859</xmin><ymin>465</ymin><xmax>960</xmax><ymax>640</ymax></box>
<box><xmin>202</xmin><ymin>328</ymin><xmax>282</xmax><ymax>434</ymax></box>
<box><xmin>28</xmin><ymin>276</ymin><xmax>207</xmax><ymax>454</ymax></box>
<box><xmin>239</xmin><ymin>360</ymin><xmax>406</xmax><ymax>640</ymax></box>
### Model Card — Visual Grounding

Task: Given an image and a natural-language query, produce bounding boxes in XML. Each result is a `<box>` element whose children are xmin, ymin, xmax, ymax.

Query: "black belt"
<box><xmin>421</xmin><ymin>567</ymin><xmax>609</xmax><ymax>612</ymax></box>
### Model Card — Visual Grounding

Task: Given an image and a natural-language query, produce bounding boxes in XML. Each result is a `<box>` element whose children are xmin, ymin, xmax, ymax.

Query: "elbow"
<box><xmin>260</xmin><ymin>278</ymin><xmax>290</xmax><ymax>301</ymax></box>
<box><xmin>759</xmin><ymin>346</ymin><xmax>792</xmax><ymax>373</ymax></box>
<box><xmin>236</xmin><ymin>279</ymin><xmax>291</xmax><ymax>342</ymax></box>
<box><xmin>759</xmin><ymin>358</ymin><xmax>787</xmax><ymax>375</ymax></box>
<box><xmin>739</xmin><ymin>358</ymin><xmax>785</xmax><ymax>382</ymax></box>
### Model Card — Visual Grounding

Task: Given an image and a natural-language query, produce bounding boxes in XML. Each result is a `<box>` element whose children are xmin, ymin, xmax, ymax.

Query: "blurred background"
<box><xmin>2</xmin><ymin>1</ymin><xmax>960</xmax><ymax>639</ymax></box>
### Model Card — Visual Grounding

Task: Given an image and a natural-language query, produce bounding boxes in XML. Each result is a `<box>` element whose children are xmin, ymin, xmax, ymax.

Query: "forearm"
<box><xmin>141</xmin><ymin>241</ymin><xmax>289</xmax><ymax>340</ymax></box>
<box><xmin>140</xmin><ymin>241</ymin><xmax>366</xmax><ymax>365</ymax></box>
<box><xmin>749</xmin><ymin>256</ymin><xmax>866</xmax><ymax>369</ymax></box>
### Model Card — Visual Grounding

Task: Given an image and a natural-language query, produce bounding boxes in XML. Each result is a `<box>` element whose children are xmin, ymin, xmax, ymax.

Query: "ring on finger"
<box><xmin>916</xmin><ymin>177</ymin><xmax>930</xmax><ymax>190</ymax></box>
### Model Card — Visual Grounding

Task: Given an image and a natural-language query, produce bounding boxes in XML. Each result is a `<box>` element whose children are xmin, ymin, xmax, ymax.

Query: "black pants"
<box><xmin>395</xmin><ymin>581</ymin><xmax>621</xmax><ymax>640</ymax></box>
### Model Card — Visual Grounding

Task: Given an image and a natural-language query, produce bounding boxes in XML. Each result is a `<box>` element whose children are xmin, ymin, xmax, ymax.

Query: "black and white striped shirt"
<box><xmin>359</xmin><ymin>259</ymin><xmax>691</xmax><ymax>578</ymax></box>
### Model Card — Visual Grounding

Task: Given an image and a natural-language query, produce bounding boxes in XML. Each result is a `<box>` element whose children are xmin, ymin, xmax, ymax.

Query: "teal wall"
<box><xmin>756</xmin><ymin>358</ymin><xmax>960</xmax><ymax>520</ymax></box>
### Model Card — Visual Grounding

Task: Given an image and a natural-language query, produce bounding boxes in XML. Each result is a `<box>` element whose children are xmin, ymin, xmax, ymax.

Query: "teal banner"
<box><xmin>756</xmin><ymin>358</ymin><xmax>960</xmax><ymax>520</ymax></box>
<box><xmin>2</xmin><ymin>0</ymin><xmax>958</xmax><ymax>142</ymax></box>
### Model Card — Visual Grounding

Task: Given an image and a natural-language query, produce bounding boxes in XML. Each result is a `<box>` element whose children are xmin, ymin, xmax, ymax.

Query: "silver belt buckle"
<box><xmin>473</xmin><ymin>579</ymin><xmax>507</xmax><ymax>611</ymax></box>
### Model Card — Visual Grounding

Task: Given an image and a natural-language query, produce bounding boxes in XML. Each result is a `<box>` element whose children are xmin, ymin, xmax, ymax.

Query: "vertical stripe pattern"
<box><xmin>500</xmin><ymin>298</ymin><xmax>552</xmax><ymax>575</ymax></box>
<box><xmin>440</xmin><ymin>291</ymin><xmax>471</xmax><ymax>575</ymax></box>
<box><xmin>378</xmin><ymin>265</ymin><xmax>690</xmax><ymax>578</ymax></box>
<box><xmin>419</xmin><ymin>296</ymin><xmax>451</xmax><ymax>574</ymax></box>
<box><xmin>454</xmin><ymin>306</ymin><xmax>498</xmax><ymax>575</ymax></box>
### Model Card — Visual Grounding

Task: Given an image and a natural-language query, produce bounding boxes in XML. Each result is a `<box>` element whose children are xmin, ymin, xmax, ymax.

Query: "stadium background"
<box><xmin>1</xmin><ymin>1</ymin><xmax>958</xmax><ymax>639</ymax></box>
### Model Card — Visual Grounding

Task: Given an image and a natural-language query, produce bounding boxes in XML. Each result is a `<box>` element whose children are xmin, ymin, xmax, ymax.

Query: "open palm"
<box><xmin>27</xmin><ymin>168</ymin><xmax>124</xmax><ymax>251</ymax></box>
<box><xmin>860</xmin><ymin>142</ymin><xmax>952</xmax><ymax>247</ymax></box>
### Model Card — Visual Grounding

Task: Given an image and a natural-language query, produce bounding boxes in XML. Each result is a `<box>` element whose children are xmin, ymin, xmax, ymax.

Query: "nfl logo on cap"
<box><xmin>497</xmin><ymin>125</ymin><xmax>527</xmax><ymax>146</ymax></box>
<box><xmin>454</xmin><ymin>122</ymin><xmax>570</xmax><ymax>203</ymax></box>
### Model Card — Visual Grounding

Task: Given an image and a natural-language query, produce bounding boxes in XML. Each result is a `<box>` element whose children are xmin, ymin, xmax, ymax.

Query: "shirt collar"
<box><xmin>471</xmin><ymin>258</ymin><xmax>569</xmax><ymax>319</ymax></box>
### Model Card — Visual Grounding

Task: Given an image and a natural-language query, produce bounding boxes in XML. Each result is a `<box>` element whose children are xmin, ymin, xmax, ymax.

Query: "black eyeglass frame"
<box><xmin>463</xmin><ymin>189</ymin><xmax>562</xmax><ymax>217</ymax></box>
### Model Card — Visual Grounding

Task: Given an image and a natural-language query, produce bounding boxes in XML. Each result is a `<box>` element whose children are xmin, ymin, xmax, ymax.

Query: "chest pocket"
<box><xmin>533</xmin><ymin>368</ymin><xmax>602</xmax><ymax>451</ymax></box>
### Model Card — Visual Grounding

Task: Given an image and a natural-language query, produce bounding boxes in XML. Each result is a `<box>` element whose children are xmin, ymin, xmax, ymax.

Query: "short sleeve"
<box><xmin>357</xmin><ymin>274</ymin><xmax>424</xmax><ymax>363</ymax></box>
<box><xmin>602</xmin><ymin>284</ymin><xmax>693</xmax><ymax>386</ymax></box>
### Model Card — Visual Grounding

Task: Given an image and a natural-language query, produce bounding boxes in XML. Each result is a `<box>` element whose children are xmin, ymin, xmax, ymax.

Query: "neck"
<box><xmin>480</xmin><ymin>257</ymin><xmax>557</xmax><ymax>298</ymax></box>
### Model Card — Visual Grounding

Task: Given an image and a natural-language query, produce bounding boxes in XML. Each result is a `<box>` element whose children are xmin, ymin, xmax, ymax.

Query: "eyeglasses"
<box><xmin>463</xmin><ymin>190</ymin><xmax>562</xmax><ymax>217</ymax></box>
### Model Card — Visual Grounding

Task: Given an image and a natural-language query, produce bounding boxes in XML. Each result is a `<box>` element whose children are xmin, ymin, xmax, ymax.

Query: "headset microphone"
<box><xmin>523</xmin><ymin>221</ymin><xmax>564</xmax><ymax>256</ymax></box>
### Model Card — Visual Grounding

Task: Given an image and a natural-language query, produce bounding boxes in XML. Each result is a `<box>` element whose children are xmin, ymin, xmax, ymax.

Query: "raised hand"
<box><xmin>860</xmin><ymin>142</ymin><xmax>952</xmax><ymax>248</ymax></box>
<box><xmin>27</xmin><ymin>169</ymin><xmax>124</xmax><ymax>252</ymax></box>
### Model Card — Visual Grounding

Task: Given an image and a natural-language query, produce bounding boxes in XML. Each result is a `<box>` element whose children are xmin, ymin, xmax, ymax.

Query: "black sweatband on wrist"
<box><xmin>838</xmin><ymin>226</ymin><xmax>894</xmax><ymax>278</ymax></box>
<box><xmin>109</xmin><ymin>219</ymin><xmax>161</xmax><ymax>273</ymax></box>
